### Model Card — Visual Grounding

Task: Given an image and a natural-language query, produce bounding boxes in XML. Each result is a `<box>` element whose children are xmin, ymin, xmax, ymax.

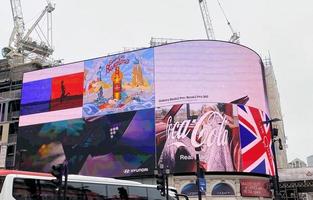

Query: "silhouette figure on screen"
<box><xmin>60</xmin><ymin>80</ymin><xmax>70</xmax><ymax>103</ymax></box>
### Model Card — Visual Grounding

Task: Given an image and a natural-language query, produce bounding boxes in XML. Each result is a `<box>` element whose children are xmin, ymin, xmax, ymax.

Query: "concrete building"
<box><xmin>308</xmin><ymin>155</ymin><xmax>313</xmax><ymax>167</ymax></box>
<box><xmin>279</xmin><ymin>167</ymin><xmax>313</xmax><ymax>200</ymax></box>
<box><xmin>288</xmin><ymin>158</ymin><xmax>307</xmax><ymax>168</ymax></box>
<box><xmin>263</xmin><ymin>57</ymin><xmax>288</xmax><ymax>169</ymax></box>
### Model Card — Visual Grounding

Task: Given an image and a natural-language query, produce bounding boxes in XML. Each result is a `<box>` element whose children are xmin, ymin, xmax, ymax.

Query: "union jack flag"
<box><xmin>238</xmin><ymin>105</ymin><xmax>275</xmax><ymax>176</ymax></box>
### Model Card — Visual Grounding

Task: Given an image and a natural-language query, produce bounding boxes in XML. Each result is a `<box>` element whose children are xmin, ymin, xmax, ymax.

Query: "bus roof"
<box><xmin>0</xmin><ymin>170</ymin><xmax>144</xmax><ymax>186</ymax></box>
<box><xmin>0</xmin><ymin>170</ymin><xmax>52</xmax><ymax>177</ymax></box>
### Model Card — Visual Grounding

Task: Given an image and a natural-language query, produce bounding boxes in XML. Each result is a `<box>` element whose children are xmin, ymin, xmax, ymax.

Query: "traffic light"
<box><xmin>198</xmin><ymin>166</ymin><xmax>205</xmax><ymax>178</ymax></box>
<box><xmin>156</xmin><ymin>174</ymin><xmax>166</xmax><ymax>196</ymax></box>
<box><xmin>51</xmin><ymin>164</ymin><xmax>64</xmax><ymax>188</ymax></box>
<box><xmin>272</xmin><ymin>128</ymin><xmax>279</xmax><ymax>137</ymax></box>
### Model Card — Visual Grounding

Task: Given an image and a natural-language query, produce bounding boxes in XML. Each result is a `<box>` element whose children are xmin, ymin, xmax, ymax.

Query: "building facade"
<box><xmin>0</xmin><ymin>58</ymin><xmax>48</xmax><ymax>169</ymax></box>
<box><xmin>307</xmin><ymin>155</ymin><xmax>313</xmax><ymax>167</ymax></box>
<box><xmin>263</xmin><ymin>57</ymin><xmax>288</xmax><ymax>169</ymax></box>
<box><xmin>288</xmin><ymin>158</ymin><xmax>307</xmax><ymax>168</ymax></box>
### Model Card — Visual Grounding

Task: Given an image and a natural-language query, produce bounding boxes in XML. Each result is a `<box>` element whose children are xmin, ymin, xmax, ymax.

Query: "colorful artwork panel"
<box><xmin>17</xmin><ymin>118</ymin><xmax>85</xmax><ymax>172</ymax></box>
<box><xmin>17</xmin><ymin>109</ymin><xmax>155</xmax><ymax>177</ymax></box>
<box><xmin>79</xmin><ymin>108</ymin><xmax>155</xmax><ymax>177</ymax></box>
<box><xmin>19</xmin><ymin>62</ymin><xmax>84</xmax><ymax>126</ymax></box>
<box><xmin>83</xmin><ymin>48</ymin><xmax>155</xmax><ymax>117</ymax></box>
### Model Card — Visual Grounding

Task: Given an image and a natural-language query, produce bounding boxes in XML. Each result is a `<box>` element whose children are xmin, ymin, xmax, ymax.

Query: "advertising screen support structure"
<box><xmin>263</xmin><ymin>118</ymin><xmax>281</xmax><ymax>200</ymax></box>
<box><xmin>195</xmin><ymin>147</ymin><xmax>202</xmax><ymax>200</ymax></box>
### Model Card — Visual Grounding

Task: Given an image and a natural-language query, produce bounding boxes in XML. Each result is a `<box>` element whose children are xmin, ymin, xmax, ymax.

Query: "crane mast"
<box><xmin>9</xmin><ymin>0</ymin><xmax>25</xmax><ymax>47</ymax></box>
<box><xmin>198</xmin><ymin>0</ymin><xmax>215</xmax><ymax>40</ymax></box>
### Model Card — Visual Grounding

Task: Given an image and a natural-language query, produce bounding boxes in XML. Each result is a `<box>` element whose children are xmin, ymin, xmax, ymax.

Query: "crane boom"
<box><xmin>216</xmin><ymin>0</ymin><xmax>240</xmax><ymax>43</ymax></box>
<box><xmin>22</xmin><ymin>2</ymin><xmax>54</xmax><ymax>44</ymax></box>
<box><xmin>4</xmin><ymin>0</ymin><xmax>55</xmax><ymax>63</ymax></box>
<box><xmin>198</xmin><ymin>0</ymin><xmax>215</xmax><ymax>40</ymax></box>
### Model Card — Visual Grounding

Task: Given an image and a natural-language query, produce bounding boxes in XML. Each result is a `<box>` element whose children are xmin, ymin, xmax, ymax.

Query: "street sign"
<box><xmin>199</xmin><ymin>178</ymin><xmax>206</xmax><ymax>192</ymax></box>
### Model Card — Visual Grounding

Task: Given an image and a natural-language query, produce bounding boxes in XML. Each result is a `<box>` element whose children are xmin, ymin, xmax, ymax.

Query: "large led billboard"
<box><xmin>156</xmin><ymin>103</ymin><xmax>275</xmax><ymax>176</ymax></box>
<box><xmin>17</xmin><ymin>40</ymin><xmax>273</xmax><ymax>177</ymax></box>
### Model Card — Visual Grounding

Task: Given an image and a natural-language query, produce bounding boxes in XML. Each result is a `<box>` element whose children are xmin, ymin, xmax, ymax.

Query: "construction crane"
<box><xmin>216</xmin><ymin>0</ymin><xmax>240</xmax><ymax>43</ymax></box>
<box><xmin>198</xmin><ymin>0</ymin><xmax>215</xmax><ymax>40</ymax></box>
<box><xmin>2</xmin><ymin>0</ymin><xmax>55</xmax><ymax>64</ymax></box>
<box><xmin>198</xmin><ymin>0</ymin><xmax>240</xmax><ymax>43</ymax></box>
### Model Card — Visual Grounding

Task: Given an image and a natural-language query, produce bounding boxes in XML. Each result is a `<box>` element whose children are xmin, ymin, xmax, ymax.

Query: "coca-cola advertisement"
<box><xmin>156</xmin><ymin>103</ymin><xmax>241</xmax><ymax>173</ymax></box>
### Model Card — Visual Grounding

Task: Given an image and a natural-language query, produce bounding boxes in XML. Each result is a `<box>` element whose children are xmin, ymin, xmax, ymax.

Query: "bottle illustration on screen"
<box><xmin>111</xmin><ymin>66</ymin><xmax>123</xmax><ymax>100</ymax></box>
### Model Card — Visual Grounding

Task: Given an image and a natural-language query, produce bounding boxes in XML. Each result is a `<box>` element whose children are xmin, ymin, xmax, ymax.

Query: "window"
<box><xmin>108</xmin><ymin>185</ymin><xmax>125</xmax><ymax>199</ymax></box>
<box><xmin>66</xmin><ymin>182</ymin><xmax>85</xmax><ymax>200</ymax></box>
<box><xmin>9</xmin><ymin>100</ymin><xmax>20</xmax><ymax>113</ymax></box>
<box><xmin>6</xmin><ymin>145</ymin><xmax>15</xmax><ymax>156</ymax></box>
<box><xmin>147</xmin><ymin>187</ymin><xmax>166</xmax><ymax>200</ymax></box>
<box><xmin>0</xmin><ymin>176</ymin><xmax>5</xmax><ymax>194</ymax></box>
<box><xmin>82</xmin><ymin>182</ymin><xmax>107</xmax><ymax>199</ymax></box>
<box><xmin>9</xmin><ymin>122</ymin><xmax>19</xmax><ymax>135</ymax></box>
<box><xmin>211</xmin><ymin>182</ymin><xmax>235</xmax><ymax>196</ymax></box>
<box><xmin>12</xmin><ymin>179</ymin><xmax>169</xmax><ymax>200</ymax></box>
<box><xmin>0</xmin><ymin>125</ymin><xmax>3</xmax><ymax>140</ymax></box>
<box><xmin>128</xmin><ymin>186</ymin><xmax>148</xmax><ymax>200</ymax></box>
<box><xmin>13</xmin><ymin>178</ymin><xmax>57</xmax><ymax>200</ymax></box>
<box><xmin>0</xmin><ymin>103</ymin><xmax>6</xmax><ymax>122</ymax></box>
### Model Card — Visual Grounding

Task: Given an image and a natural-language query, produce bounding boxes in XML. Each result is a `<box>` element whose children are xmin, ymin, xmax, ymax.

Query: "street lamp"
<box><xmin>195</xmin><ymin>147</ymin><xmax>203</xmax><ymax>200</ymax></box>
<box><xmin>262</xmin><ymin>118</ymin><xmax>281</xmax><ymax>200</ymax></box>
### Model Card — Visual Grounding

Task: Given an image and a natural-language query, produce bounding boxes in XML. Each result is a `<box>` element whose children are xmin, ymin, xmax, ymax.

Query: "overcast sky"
<box><xmin>0</xmin><ymin>0</ymin><xmax>312</xmax><ymax>163</ymax></box>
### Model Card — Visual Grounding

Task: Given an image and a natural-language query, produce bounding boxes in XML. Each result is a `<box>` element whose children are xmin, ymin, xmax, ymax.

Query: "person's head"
<box><xmin>118</xmin><ymin>187</ymin><xmax>128</xmax><ymax>199</ymax></box>
<box><xmin>200</xmin><ymin>104</ymin><xmax>219</xmax><ymax>115</ymax></box>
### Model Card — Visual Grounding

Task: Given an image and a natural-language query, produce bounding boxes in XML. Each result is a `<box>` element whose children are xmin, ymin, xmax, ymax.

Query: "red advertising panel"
<box><xmin>240</xmin><ymin>179</ymin><xmax>272</xmax><ymax>198</ymax></box>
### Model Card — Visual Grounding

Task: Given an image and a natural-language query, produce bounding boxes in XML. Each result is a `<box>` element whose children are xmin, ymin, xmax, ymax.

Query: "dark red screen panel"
<box><xmin>50</xmin><ymin>72</ymin><xmax>84</xmax><ymax>111</ymax></box>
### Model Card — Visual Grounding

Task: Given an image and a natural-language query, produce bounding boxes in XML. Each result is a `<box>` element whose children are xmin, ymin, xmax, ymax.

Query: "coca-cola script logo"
<box><xmin>106</xmin><ymin>55</ymin><xmax>129</xmax><ymax>74</ymax></box>
<box><xmin>165</xmin><ymin>111</ymin><xmax>230</xmax><ymax>149</ymax></box>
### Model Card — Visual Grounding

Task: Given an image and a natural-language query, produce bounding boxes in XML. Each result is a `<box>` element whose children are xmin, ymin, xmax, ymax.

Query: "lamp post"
<box><xmin>195</xmin><ymin>147</ymin><xmax>202</xmax><ymax>200</ymax></box>
<box><xmin>262</xmin><ymin>118</ymin><xmax>281</xmax><ymax>200</ymax></box>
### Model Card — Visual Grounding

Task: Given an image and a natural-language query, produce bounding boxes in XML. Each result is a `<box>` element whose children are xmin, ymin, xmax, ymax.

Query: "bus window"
<box><xmin>66</xmin><ymin>181</ymin><xmax>85</xmax><ymax>200</ymax></box>
<box><xmin>147</xmin><ymin>188</ymin><xmax>164</xmax><ymax>200</ymax></box>
<box><xmin>128</xmin><ymin>186</ymin><xmax>147</xmax><ymax>200</ymax></box>
<box><xmin>81</xmin><ymin>182</ymin><xmax>107</xmax><ymax>200</ymax></box>
<box><xmin>13</xmin><ymin>178</ymin><xmax>56</xmax><ymax>200</ymax></box>
<box><xmin>108</xmin><ymin>185</ymin><xmax>127</xmax><ymax>200</ymax></box>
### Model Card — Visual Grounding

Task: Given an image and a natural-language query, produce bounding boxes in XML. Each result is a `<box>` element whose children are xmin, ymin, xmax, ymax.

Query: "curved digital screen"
<box><xmin>17</xmin><ymin>40</ymin><xmax>273</xmax><ymax>177</ymax></box>
<box><xmin>156</xmin><ymin>103</ymin><xmax>275</xmax><ymax>176</ymax></box>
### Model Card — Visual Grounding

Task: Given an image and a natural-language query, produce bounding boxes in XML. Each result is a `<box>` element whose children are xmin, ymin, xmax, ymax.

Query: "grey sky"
<box><xmin>0</xmin><ymin>0</ymin><xmax>312</xmax><ymax>162</ymax></box>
